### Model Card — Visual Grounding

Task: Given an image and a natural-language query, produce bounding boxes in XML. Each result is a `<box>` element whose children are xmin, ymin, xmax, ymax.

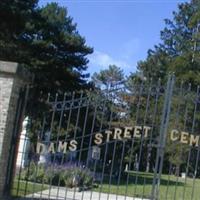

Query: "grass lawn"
<box><xmin>93</xmin><ymin>171</ymin><xmax>200</xmax><ymax>200</ymax></box>
<box><xmin>11</xmin><ymin>180</ymin><xmax>48</xmax><ymax>197</ymax></box>
<box><xmin>11</xmin><ymin>172</ymin><xmax>200</xmax><ymax>200</ymax></box>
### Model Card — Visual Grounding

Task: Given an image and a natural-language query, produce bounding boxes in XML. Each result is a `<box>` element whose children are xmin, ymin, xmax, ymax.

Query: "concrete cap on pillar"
<box><xmin>0</xmin><ymin>60</ymin><xmax>33</xmax><ymax>82</ymax></box>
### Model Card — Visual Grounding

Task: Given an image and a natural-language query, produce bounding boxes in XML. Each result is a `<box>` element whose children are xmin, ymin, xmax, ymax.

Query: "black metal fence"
<box><xmin>10</xmin><ymin>75</ymin><xmax>200</xmax><ymax>200</ymax></box>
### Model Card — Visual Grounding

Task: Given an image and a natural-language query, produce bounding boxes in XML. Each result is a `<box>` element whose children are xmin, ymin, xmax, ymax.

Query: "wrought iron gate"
<box><xmin>9</xmin><ymin>75</ymin><xmax>200</xmax><ymax>200</ymax></box>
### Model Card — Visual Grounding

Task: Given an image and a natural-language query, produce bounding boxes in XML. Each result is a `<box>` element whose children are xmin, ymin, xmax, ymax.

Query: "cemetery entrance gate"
<box><xmin>7</xmin><ymin>75</ymin><xmax>200</xmax><ymax>200</ymax></box>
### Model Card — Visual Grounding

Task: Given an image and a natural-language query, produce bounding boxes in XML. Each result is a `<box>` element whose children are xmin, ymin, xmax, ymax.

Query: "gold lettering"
<box><xmin>134</xmin><ymin>126</ymin><xmax>142</xmax><ymax>138</ymax></box>
<box><xmin>124</xmin><ymin>127</ymin><xmax>132</xmax><ymax>139</ymax></box>
<box><xmin>69</xmin><ymin>140</ymin><xmax>78</xmax><ymax>151</ymax></box>
<box><xmin>180</xmin><ymin>132</ymin><xmax>189</xmax><ymax>144</ymax></box>
<box><xmin>170</xmin><ymin>129</ymin><xmax>179</xmax><ymax>141</ymax></box>
<box><xmin>105</xmin><ymin>130</ymin><xmax>113</xmax><ymax>142</ymax></box>
<box><xmin>189</xmin><ymin>134</ymin><xmax>199</xmax><ymax>147</ymax></box>
<box><xmin>94</xmin><ymin>133</ymin><xmax>103</xmax><ymax>145</ymax></box>
<box><xmin>58</xmin><ymin>141</ymin><xmax>68</xmax><ymax>153</ymax></box>
<box><xmin>36</xmin><ymin>142</ymin><xmax>46</xmax><ymax>154</ymax></box>
<box><xmin>143</xmin><ymin>126</ymin><xmax>151</xmax><ymax>138</ymax></box>
<box><xmin>113</xmin><ymin>128</ymin><xmax>123</xmax><ymax>140</ymax></box>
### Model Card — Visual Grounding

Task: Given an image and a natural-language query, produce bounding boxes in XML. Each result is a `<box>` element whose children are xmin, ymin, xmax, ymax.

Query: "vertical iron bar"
<box><xmin>65</xmin><ymin>92</ymin><xmax>85</xmax><ymax>199</ymax></box>
<box><xmin>190</xmin><ymin>111</ymin><xmax>200</xmax><ymax>200</ymax></box>
<box><xmin>58</xmin><ymin>92</ymin><xmax>75</xmax><ymax>199</ymax></box>
<box><xmin>11</xmin><ymin>86</ymin><xmax>29</xmax><ymax>197</ymax></box>
<box><xmin>133</xmin><ymin>79</ymin><xmax>152</xmax><ymax>197</ymax></box>
<box><xmin>182</xmin><ymin>84</ymin><xmax>195</xmax><ymax>200</ymax></box>
<box><xmin>103</xmin><ymin>89</ymin><xmax>122</xmax><ymax>200</ymax></box>
<box><xmin>124</xmin><ymin>81</ymin><xmax>144</xmax><ymax>199</ymax></box>
<box><xmin>89</xmin><ymin>96</ymin><xmax>107</xmax><ymax>200</ymax></box>
<box><xmin>81</xmin><ymin>93</ymin><xmax>99</xmax><ymax>200</ymax></box>
<box><xmin>41</xmin><ymin>93</ymin><xmax>58</xmax><ymax>200</ymax></box>
<box><xmin>24</xmin><ymin>94</ymin><xmax>49</xmax><ymax>197</ymax></box>
<box><xmin>61</xmin><ymin>92</ymin><xmax>82</xmax><ymax>200</ymax></box>
<box><xmin>98</xmin><ymin>90</ymin><xmax>115</xmax><ymax>200</ymax></box>
<box><xmin>191</xmin><ymin>147</ymin><xmax>200</xmax><ymax>199</ymax></box>
<box><xmin>53</xmin><ymin>92</ymin><xmax>68</xmax><ymax>199</ymax></box>
<box><xmin>188</xmin><ymin>86</ymin><xmax>199</xmax><ymax>200</ymax></box>
<box><xmin>164</xmin><ymin>81</ymin><xmax>183</xmax><ymax>199</ymax></box>
<box><xmin>34</xmin><ymin>92</ymin><xmax>51</xmax><ymax>199</ymax></box>
<box><xmin>14</xmin><ymin>92</ymin><xmax>25</xmax><ymax>197</ymax></box>
<box><xmin>78</xmin><ymin>92</ymin><xmax>91</xmax><ymax>163</ymax></box>
<box><xmin>116</xmin><ymin>140</ymin><xmax>126</xmax><ymax>200</ymax></box>
<box><xmin>151</xmin><ymin>74</ymin><xmax>175</xmax><ymax>200</ymax></box>
<box><xmin>106</xmin><ymin>134</ymin><xmax>117</xmax><ymax>200</ymax></box>
<box><xmin>173</xmin><ymin>84</ymin><xmax>193</xmax><ymax>200</ymax></box>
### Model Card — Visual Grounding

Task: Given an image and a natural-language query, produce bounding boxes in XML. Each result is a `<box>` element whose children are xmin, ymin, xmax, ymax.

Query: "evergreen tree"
<box><xmin>0</xmin><ymin>0</ymin><xmax>38</xmax><ymax>61</ymax></box>
<box><xmin>0</xmin><ymin>1</ymin><xmax>93</xmax><ymax>92</ymax></box>
<box><xmin>133</xmin><ymin>0</ymin><xmax>200</xmax><ymax>174</ymax></box>
<box><xmin>135</xmin><ymin>0</ymin><xmax>200</xmax><ymax>86</ymax></box>
<box><xmin>92</xmin><ymin>65</ymin><xmax>124</xmax><ymax>90</ymax></box>
<box><xmin>0</xmin><ymin>1</ymin><xmax>94</xmax><ymax>146</ymax></box>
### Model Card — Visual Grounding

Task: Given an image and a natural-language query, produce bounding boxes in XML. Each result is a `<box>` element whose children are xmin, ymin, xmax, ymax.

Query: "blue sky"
<box><xmin>40</xmin><ymin>0</ymin><xmax>188</xmax><ymax>77</ymax></box>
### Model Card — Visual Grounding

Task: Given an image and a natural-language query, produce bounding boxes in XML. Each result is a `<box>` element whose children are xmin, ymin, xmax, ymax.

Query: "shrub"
<box><xmin>62</xmin><ymin>165</ymin><xmax>93</xmax><ymax>189</ymax></box>
<box><xmin>45</xmin><ymin>165</ymin><xmax>65</xmax><ymax>186</ymax></box>
<box><xmin>19</xmin><ymin>162</ymin><xmax>47</xmax><ymax>183</ymax></box>
<box><xmin>19</xmin><ymin>162</ymin><xmax>93</xmax><ymax>189</ymax></box>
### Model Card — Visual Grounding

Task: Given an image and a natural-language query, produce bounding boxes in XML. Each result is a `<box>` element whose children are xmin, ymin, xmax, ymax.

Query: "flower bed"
<box><xmin>18</xmin><ymin>162</ymin><xmax>93</xmax><ymax>189</ymax></box>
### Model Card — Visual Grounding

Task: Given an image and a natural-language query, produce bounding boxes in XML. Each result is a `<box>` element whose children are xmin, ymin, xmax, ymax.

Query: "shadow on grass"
<box><xmin>102</xmin><ymin>171</ymin><xmax>185</xmax><ymax>187</ymax></box>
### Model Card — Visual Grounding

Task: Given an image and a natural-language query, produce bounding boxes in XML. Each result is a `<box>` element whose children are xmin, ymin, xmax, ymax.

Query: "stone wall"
<box><xmin>0</xmin><ymin>61</ymin><xmax>31</xmax><ymax>198</ymax></box>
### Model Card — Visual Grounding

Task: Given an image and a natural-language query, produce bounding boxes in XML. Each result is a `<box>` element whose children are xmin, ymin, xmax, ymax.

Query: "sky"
<box><xmin>40</xmin><ymin>0</ymin><xmax>189</xmax><ymax>77</ymax></box>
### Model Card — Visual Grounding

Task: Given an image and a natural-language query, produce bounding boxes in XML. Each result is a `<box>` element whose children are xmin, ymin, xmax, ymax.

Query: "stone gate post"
<box><xmin>0</xmin><ymin>61</ymin><xmax>31</xmax><ymax>199</ymax></box>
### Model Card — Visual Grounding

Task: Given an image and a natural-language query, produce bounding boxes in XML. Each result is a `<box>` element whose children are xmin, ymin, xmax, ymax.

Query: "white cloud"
<box><xmin>88</xmin><ymin>50</ymin><xmax>131</xmax><ymax>69</ymax></box>
<box><xmin>87</xmin><ymin>38</ymin><xmax>141</xmax><ymax>76</ymax></box>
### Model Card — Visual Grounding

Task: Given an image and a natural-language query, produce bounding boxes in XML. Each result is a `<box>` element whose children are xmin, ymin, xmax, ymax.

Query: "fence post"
<box><xmin>0</xmin><ymin>61</ymin><xmax>31</xmax><ymax>199</ymax></box>
<box><xmin>151</xmin><ymin>74</ymin><xmax>175</xmax><ymax>199</ymax></box>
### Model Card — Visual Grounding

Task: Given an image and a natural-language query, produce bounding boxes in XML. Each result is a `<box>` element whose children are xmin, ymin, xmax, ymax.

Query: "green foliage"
<box><xmin>28</xmin><ymin>3</ymin><xmax>93</xmax><ymax>92</ymax></box>
<box><xmin>19</xmin><ymin>163</ymin><xmax>93</xmax><ymax>189</ymax></box>
<box><xmin>0</xmin><ymin>1</ymin><xmax>94</xmax><ymax>141</ymax></box>
<box><xmin>135</xmin><ymin>48</ymin><xmax>169</xmax><ymax>84</ymax></box>
<box><xmin>0</xmin><ymin>1</ymin><xmax>93</xmax><ymax>92</ymax></box>
<box><xmin>0</xmin><ymin>0</ymin><xmax>38</xmax><ymax>60</ymax></box>
<box><xmin>20</xmin><ymin>162</ymin><xmax>48</xmax><ymax>183</ymax></box>
<box><xmin>126</xmin><ymin>0</ymin><xmax>200</xmax><ymax>174</ymax></box>
<box><xmin>92</xmin><ymin>65</ymin><xmax>124</xmax><ymax>89</ymax></box>
<box><xmin>62</xmin><ymin>167</ymin><xmax>93</xmax><ymax>188</ymax></box>
<box><xmin>134</xmin><ymin>1</ymin><xmax>200</xmax><ymax>87</ymax></box>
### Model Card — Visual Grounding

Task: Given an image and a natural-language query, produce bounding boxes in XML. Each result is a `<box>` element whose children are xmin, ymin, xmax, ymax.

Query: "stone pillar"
<box><xmin>0</xmin><ymin>61</ymin><xmax>31</xmax><ymax>198</ymax></box>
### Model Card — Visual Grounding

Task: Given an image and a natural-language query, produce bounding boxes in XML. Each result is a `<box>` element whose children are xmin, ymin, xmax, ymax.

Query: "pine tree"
<box><xmin>136</xmin><ymin>1</ymin><xmax>200</xmax><ymax>86</ymax></box>
<box><xmin>0</xmin><ymin>1</ymin><xmax>93</xmax><ymax>92</ymax></box>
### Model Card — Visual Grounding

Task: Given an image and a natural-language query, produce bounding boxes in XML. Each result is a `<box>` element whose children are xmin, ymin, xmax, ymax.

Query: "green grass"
<box><xmin>93</xmin><ymin>171</ymin><xmax>200</xmax><ymax>200</ymax></box>
<box><xmin>11</xmin><ymin>180</ymin><xmax>48</xmax><ymax>197</ymax></box>
<box><xmin>11</xmin><ymin>172</ymin><xmax>200</xmax><ymax>199</ymax></box>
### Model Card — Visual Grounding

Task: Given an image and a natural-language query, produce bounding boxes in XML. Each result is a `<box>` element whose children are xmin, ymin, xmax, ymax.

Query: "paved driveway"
<box><xmin>24</xmin><ymin>187</ymin><xmax>149</xmax><ymax>200</ymax></box>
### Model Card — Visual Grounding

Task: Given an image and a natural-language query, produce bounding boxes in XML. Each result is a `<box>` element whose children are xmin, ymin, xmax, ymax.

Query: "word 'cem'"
<box><xmin>170</xmin><ymin>129</ymin><xmax>200</xmax><ymax>147</ymax></box>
